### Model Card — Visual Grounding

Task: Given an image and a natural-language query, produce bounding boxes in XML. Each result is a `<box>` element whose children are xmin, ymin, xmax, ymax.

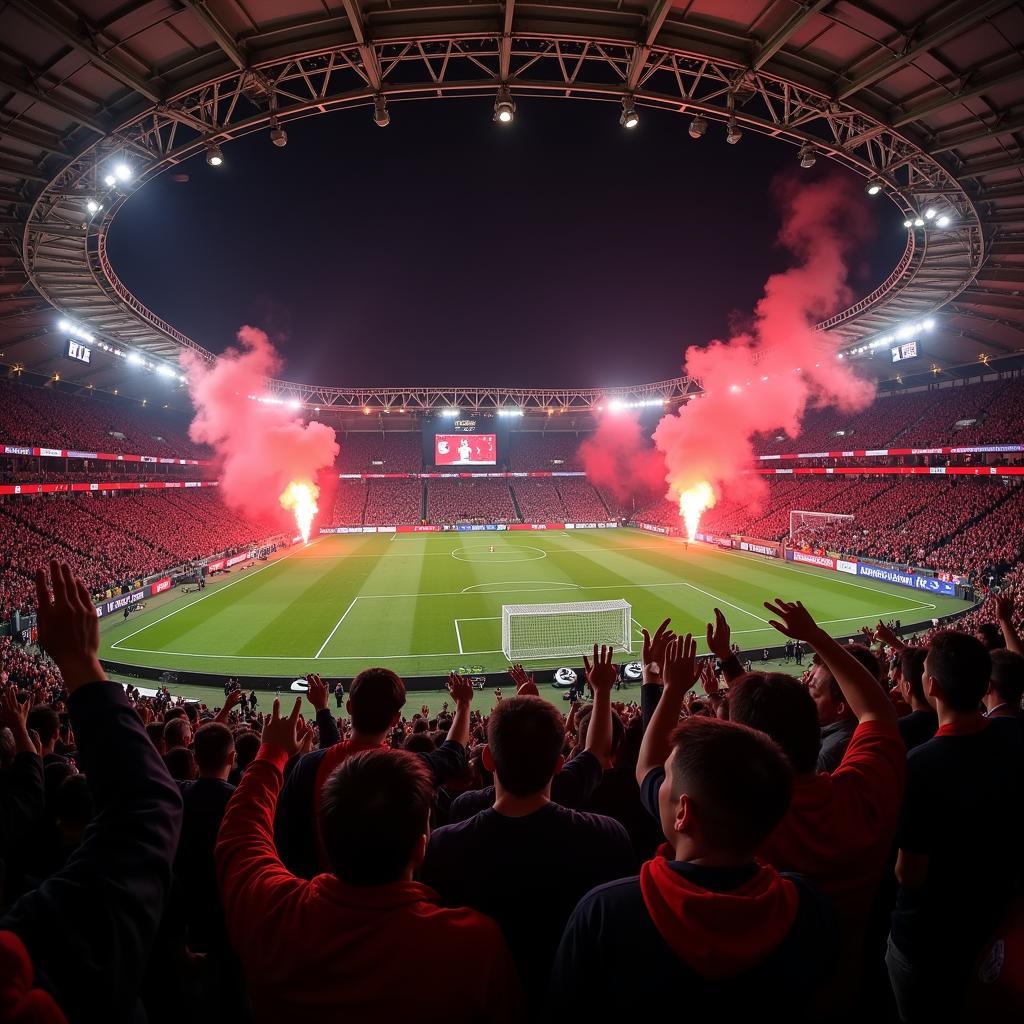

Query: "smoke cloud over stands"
<box><xmin>181</xmin><ymin>326</ymin><xmax>340</xmax><ymax>528</ymax></box>
<box><xmin>579</xmin><ymin>412</ymin><xmax>666</xmax><ymax>503</ymax></box>
<box><xmin>652</xmin><ymin>174</ymin><xmax>877</xmax><ymax>514</ymax></box>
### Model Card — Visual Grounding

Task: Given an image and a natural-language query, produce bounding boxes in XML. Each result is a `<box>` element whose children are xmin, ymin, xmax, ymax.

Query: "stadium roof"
<box><xmin>1</xmin><ymin>0</ymin><xmax>1022</xmax><ymax>407</ymax></box>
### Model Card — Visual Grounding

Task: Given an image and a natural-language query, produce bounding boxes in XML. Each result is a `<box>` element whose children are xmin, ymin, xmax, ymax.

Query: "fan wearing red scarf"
<box><xmin>546</xmin><ymin>635</ymin><xmax>837</xmax><ymax>1019</ymax></box>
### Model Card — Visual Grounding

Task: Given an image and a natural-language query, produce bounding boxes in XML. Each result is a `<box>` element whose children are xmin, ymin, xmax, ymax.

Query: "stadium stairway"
<box><xmin>509</xmin><ymin>484</ymin><xmax>524</xmax><ymax>522</ymax></box>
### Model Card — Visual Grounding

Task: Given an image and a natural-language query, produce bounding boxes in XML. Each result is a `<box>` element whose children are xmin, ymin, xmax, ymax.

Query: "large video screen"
<box><xmin>891</xmin><ymin>340</ymin><xmax>918</xmax><ymax>362</ymax></box>
<box><xmin>423</xmin><ymin>413</ymin><xmax>507</xmax><ymax>467</ymax></box>
<box><xmin>434</xmin><ymin>433</ymin><xmax>497</xmax><ymax>466</ymax></box>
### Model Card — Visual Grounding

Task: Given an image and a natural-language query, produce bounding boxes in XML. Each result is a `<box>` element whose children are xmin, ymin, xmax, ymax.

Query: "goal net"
<box><xmin>502</xmin><ymin>600</ymin><xmax>632</xmax><ymax>662</ymax></box>
<box><xmin>789</xmin><ymin>509</ymin><xmax>854</xmax><ymax>542</ymax></box>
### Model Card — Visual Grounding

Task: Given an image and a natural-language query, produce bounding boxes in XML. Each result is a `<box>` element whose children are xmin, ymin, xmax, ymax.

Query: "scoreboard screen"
<box><xmin>423</xmin><ymin>414</ymin><xmax>507</xmax><ymax>467</ymax></box>
<box><xmin>891</xmin><ymin>340</ymin><xmax>918</xmax><ymax>362</ymax></box>
<box><xmin>66</xmin><ymin>338</ymin><xmax>92</xmax><ymax>364</ymax></box>
<box><xmin>434</xmin><ymin>433</ymin><xmax>496</xmax><ymax>466</ymax></box>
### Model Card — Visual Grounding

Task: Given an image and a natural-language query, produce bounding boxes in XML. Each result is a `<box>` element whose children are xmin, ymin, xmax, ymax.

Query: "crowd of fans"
<box><xmin>2</xmin><ymin>562</ymin><xmax>1022</xmax><ymax>1022</ymax></box>
<box><xmin>0</xmin><ymin>380</ymin><xmax>207</xmax><ymax>457</ymax></box>
<box><xmin>426</xmin><ymin>480</ymin><xmax>518</xmax><ymax>524</ymax></box>
<box><xmin>752</xmin><ymin>376</ymin><xmax>1024</xmax><ymax>455</ymax></box>
<box><xmin>0</xmin><ymin>492</ymin><xmax>280</xmax><ymax>621</ymax></box>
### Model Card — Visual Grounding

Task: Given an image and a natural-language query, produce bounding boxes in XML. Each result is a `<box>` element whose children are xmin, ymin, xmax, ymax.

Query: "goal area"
<box><xmin>789</xmin><ymin>509</ymin><xmax>854</xmax><ymax>542</ymax></box>
<box><xmin>501</xmin><ymin>600</ymin><xmax>632</xmax><ymax>662</ymax></box>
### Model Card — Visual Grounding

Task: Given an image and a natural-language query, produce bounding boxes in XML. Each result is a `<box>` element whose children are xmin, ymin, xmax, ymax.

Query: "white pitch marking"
<box><xmin>454</xmin><ymin>619</ymin><xmax>465</xmax><ymax>655</ymax></box>
<box><xmin>460</xmin><ymin>579</ymin><xmax>579</xmax><ymax>594</ymax></box>
<box><xmin>315</xmin><ymin>596</ymin><xmax>360</xmax><ymax>659</ymax></box>
<box><xmin>110</xmin><ymin>538</ymin><xmax>323</xmax><ymax>650</ymax></box>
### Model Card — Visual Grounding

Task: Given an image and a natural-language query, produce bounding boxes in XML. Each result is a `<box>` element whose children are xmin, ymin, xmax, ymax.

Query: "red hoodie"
<box><xmin>0</xmin><ymin>931</ymin><xmax>67</xmax><ymax>1024</ymax></box>
<box><xmin>216</xmin><ymin>744</ymin><xmax>523</xmax><ymax>1024</ymax></box>
<box><xmin>639</xmin><ymin>849</ymin><xmax>799</xmax><ymax>978</ymax></box>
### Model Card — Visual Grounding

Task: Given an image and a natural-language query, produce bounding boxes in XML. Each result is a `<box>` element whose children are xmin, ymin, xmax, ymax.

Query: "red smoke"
<box><xmin>181</xmin><ymin>326</ymin><xmax>340</xmax><ymax>529</ymax></box>
<box><xmin>652</xmin><ymin>173</ymin><xmax>876</xmax><ymax>513</ymax></box>
<box><xmin>579</xmin><ymin>412</ymin><xmax>666</xmax><ymax>503</ymax></box>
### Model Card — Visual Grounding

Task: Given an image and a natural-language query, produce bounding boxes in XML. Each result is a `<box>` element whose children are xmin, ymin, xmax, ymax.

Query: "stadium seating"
<box><xmin>426</xmin><ymin>479</ymin><xmax>517</xmax><ymax>524</ymax></box>
<box><xmin>336</xmin><ymin>432</ymin><xmax>422</xmax><ymax>472</ymax></box>
<box><xmin>0</xmin><ymin>491</ymin><xmax>279</xmax><ymax>619</ymax></box>
<box><xmin>0</xmin><ymin>379</ymin><xmax>207</xmax><ymax>456</ymax></box>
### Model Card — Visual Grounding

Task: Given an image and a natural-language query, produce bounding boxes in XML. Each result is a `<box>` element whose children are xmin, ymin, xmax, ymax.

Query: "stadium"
<box><xmin>1</xmin><ymin>1</ymin><xmax>1024</xmax><ymax>1022</ymax></box>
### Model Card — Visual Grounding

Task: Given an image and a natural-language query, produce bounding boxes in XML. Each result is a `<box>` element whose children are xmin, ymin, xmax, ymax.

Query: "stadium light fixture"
<box><xmin>866</xmin><ymin>178</ymin><xmax>884</xmax><ymax>196</ymax></box>
<box><xmin>924</xmin><ymin>208</ymin><xmax>936</xmax><ymax>220</ymax></box>
<box><xmin>373</xmin><ymin>95</ymin><xmax>390</xmax><ymax>127</ymax></box>
<box><xmin>923</xmin><ymin>318</ymin><xmax>936</xmax><ymax>330</ymax></box>
<box><xmin>114</xmin><ymin>163</ymin><xmax>132</xmax><ymax>182</ymax></box>
<box><xmin>103</xmin><ymin>174</ymin><xmax>116</xmax><ymax>187</ymax></box>
<box><xmin>288</xmin><ymin>399</ymin><xmax>301</xmax><ymax>410</ymax></box>
<box><xmin>126</xmin><ymin>352</ymin><xmax>145</xmax><ymax>366</ymax></box>
<box><xmin>936</xmin><ymin>215</ymin><xmax>951</xmax><ymax>228</ymax></box>
<box><xmin>620</xmin><ymin>97</ymin><xmax>639</xmax><ymax>130</ymax></box>
<box><xmin>156</xmin><ymin>364</ymin><xmax>176</xmax><ymax>378</ymax></box>
<box><xmin>903</xmin><ymin>218</ymin><xmax>913</xmax><ymax>228</ymax></box>
<box><xmin>913</xmin><ymin>216</ymin><xmax>924</xmax><ymax>227</ymax></box>
<box><xmin>726</xmin><ymin>118</ymin><xmax>742</xmax><ymax>145</ymax></box>
<box><xmin>798</xmin><ymin>143</ymin><xmax>816</xmax><ymax>169</ymax></box>
<box><xmin>270</xmin><ymin>117</ymin><xmax>287</xmax><ymax>147</ymax></box>
<box><xmin>86</xmin><ymin>199</ymin><xmax>101</xmax><ymax>215</ymax></box>
<box><xmin>493</xmin><ymin>87</ymin><xmax>515</xmax><ymax>124</ymax></box>
<box><xmin>206</xmin><ymin>142</ymin><xmax>224</xmax><ymax>166</ymax></box>
<box><xmin>688</xmin><ymin>116</ymin><xmax>707</xmax><ymax>139</ymax></box>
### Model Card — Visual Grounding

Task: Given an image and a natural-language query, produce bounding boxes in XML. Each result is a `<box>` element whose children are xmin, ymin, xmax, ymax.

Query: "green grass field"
<box><xmin>99</xmin><ymin>528</ymin><xmax>970</xmax><ymax>682</ymax></box>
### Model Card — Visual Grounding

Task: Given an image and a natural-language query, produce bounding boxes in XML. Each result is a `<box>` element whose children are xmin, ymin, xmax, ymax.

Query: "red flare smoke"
<box><xmin>181</xmin><ymin>326</ymin><xmax>340</xmax><ymax>530</ymax></box>
<box><xmin>579</xmin><ymin>411</ymin><xmax>667</xmax><ymax>503</ymax></box>
<box><xmin>653</xmin><ymin>173</ymin><xmax>877</xmax><ymax>514</ymax></box>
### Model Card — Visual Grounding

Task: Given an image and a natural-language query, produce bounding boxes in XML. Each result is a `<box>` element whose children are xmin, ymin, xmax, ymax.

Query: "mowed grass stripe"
<box><xmin>100</xmin><ymin>531</ymin><xmax>970</xmax><ymax>679</ymax></box>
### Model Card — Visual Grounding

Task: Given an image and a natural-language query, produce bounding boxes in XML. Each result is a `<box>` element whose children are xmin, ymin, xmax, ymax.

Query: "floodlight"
<box><xmin>620</xmin><ymin>97</ymin><xmax>639</xmax><ymax>129</ymax></box>
<box><xmin>798</xmin><ymin>143</ymin><xmax>816</xmax><ymax>168</ymax></box>
<box><xmin>206</xmin><ymin>143</ymin><xmax>224</xmax><ymax>166</ymax></box>
<box><xmin>726</xmin><ymin>119</ymin><xmax>742</xmax><ymax>145</ymax></box>
<box><xmin>270</xmin><ymin>118</ymin><xmax>287</xmax><ymax>147</ymax></box>
<box><xmin>114</xmin><ymin>163</ymin><xmax>132</xmax><ymax>182</ymax></box>
<box><xmin>494</xmin><ymin>87</ymin><xmax>515</xmax><ymax>124</ymax></box>
<box><xmin>373</xmin><ymin>95</ymin><xmax>390</xmax><ymax>127</ymax></box>
<box><xmin>866</xmin><ymin>178</ymin><xmax>884</xmax><ymax>196</ymax></box>
<box><xmin>688</xmin><ymin>116</ymin><xmax>707</xmax><ymax>139</ymax></box>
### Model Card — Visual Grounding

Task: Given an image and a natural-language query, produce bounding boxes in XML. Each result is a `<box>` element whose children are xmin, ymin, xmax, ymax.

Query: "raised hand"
<box><xmin>447</xmin><ymin>672</ymin><xmax>474</xmax><ymax>706</ymax></box>
<box><xmin>35</xmin><ymin>561</ymin><xmax>105</xmax><ymax>691</ymax></box>
<box><xmin>296</xmin><ymin>717</ymin><xmax>315</xmax><ymax>754</ymax></box>
<box><xmin>995</xmin><ymin>594</ymin><xmax>1015</xmax><ymax>623</ymax></box>
<box><xmin>305</xmin><ymin>673</ymin><xmax>330</xmax><ymax>712</ymax></box>
<box><xmin>508</xmin><ymin>663</ymin><xmax>539</xmax><ymax>697</ymax></box>
<box><xmin>700</xmin><ymin>659</ymin><xmax>719</xmax><ymax>696</ymax></box>
<box><xmin>583</xmin><ymin>645</ymin><xmax>618</xmax><ymax>694</ymax></box>
<box><xmin>0</xmin><ymin>685</ymin><xmax>34</xmax><ymax>754</ymax></box>
<box><xmin>705</xmin><ymin>608</ymin><xmax>732</xmax><ymax>661</ymax></box>
<box><xmin>873</xmin><ymin>620</ymin><xmax>902</xmax><ymax>649</ymax></box>
<box><xmin>764</xmin><ymin>599</ymin><xmax>822</xmax><ymax>644</ymax></box>
<box><xmin>663</xmin><ymin>634</ymin><xmax>698</xmax><ymax>694</ymax></box>
<box><xmin>641</xmin><ymin>618</ymin><xmax>675</xmax><ymax>683</ymax></box>
<box><xmin>261</xmin><ymin>697</ymin><xmax>303</xmax><ymax>757</ymax></box>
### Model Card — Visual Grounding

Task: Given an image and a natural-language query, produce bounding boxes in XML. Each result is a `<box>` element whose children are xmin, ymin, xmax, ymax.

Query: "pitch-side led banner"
<box><xmin>0</xmin><ymin>442</ymin><xmax>210</xmax><ymax>465</ymax></box>
<box><xmin>787</xmin><ymin>550</ymin><xmax>837</xmax><ymax>569</ymax></box>
<box><xmin>737</xmin><ymin>539</ymin><xmax>782</xmax><ymax>557</ymax></box>
<box><xmin>338</xmin><ymin>471</ymin><xmax>588</xmax><ymax>480</ymax></box>
<box><xmin>758</xmin><ymin>444</ymin><xmax>1024</xmax><ymax>461</ymax></box>
<box><xmin>205</xmin><ymin>558</ymin><xmax>227</xmax><ymax>574</ymax></box>
<box><xmin>755</xmin><ymin>466</ymin><xmax>1024</xmax><ymax>477</ymax></box>
<box><xmin>152</xmin><ymin>577</ymin><xmax>173</xmax><ymax>594</ymax></box>
<box><xmin>0</xmin><ymin>479</ymin><xmax>217</xmax><ymax>496</ymax></box>
<box><xmin>856</xmin><ymin>562</ymin><xmax>957</xmax><ymax>595</ymax></box>
<box><xmin>836</xmin><ymin>559</ymin><xmax>858</xmax><ymax>575</ymax></box>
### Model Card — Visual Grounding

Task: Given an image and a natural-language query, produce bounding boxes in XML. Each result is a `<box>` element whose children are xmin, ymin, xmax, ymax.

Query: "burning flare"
<box><xmin>678</xmin><ymin>481</ymin><xmax>716</xmax><ymax>541</ymax></box>
<box><xmin>280</xmin><ymin>480</ymin><xmax>318</xmax><ymax>544</ymax></box>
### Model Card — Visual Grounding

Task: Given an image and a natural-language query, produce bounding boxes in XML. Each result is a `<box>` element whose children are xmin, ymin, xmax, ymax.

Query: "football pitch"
<box><xmin>98</xmin><ymin>529</ymin><xmax>971</xmax><ymax>681</ymax></box>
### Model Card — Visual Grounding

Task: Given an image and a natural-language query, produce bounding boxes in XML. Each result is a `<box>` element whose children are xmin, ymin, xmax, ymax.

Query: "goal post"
<box><xmin>502</xmin><ymin>600</ymin><xmax>633</xmax><ymax>662</ymax></box>
<box><xmin>789</xmin><ymin>509</ymin><xmax>854</xmax><ymax>542</ymax></box>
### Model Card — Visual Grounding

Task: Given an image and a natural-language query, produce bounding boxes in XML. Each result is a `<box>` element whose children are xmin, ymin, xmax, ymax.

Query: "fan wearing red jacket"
<box><xmin>216</xmin><ymin>697</ymin><xmax>522</xmax><ymax>1023</ymax></box>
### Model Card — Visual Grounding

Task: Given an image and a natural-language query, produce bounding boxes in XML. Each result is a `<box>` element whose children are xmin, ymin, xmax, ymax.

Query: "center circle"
<box><xmin>451</xmin><ymin>545</ymin><xmax>548</xmax><ymax>563</ymax></box>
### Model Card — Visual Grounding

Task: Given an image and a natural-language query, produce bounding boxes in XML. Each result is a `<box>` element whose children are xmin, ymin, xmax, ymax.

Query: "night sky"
<box><xmin>107</xmin><ymin>98</ymin><xmax>905</xmax><ymax>389</ymax></box>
